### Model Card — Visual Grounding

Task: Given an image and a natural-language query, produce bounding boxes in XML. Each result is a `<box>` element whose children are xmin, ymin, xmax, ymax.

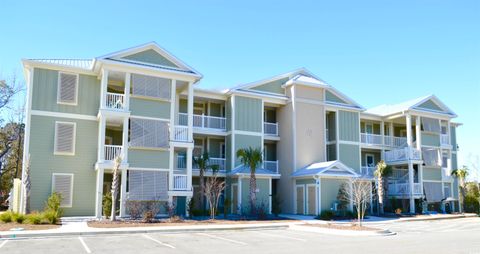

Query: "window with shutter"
<box><xmin>129</xmin><ymin>118</ymin><xmax>169</xmax><ymax>148</ymax></box>
<box><xmin>57</xmin><ymin>72</ymin><xmax>78</xmax><ymax>105</ymax></box>
<box><xmin>131</xmin><ymin>74</ymin><xmax>171</xmax><ymax>100</ymax></box>
<box><xmin>54</xmin><ymin>122</ymin><xmax>76</xmax><ymax>155</ymax></box>
<box><xmin>128</xmin><ymin>170</ymin><xmax>168</xmax><ymax>201</ymax></box>
<box><xmin>52</xmin><ymin>174</ymin><xmax>74</xmax><ymax>207</ymax></box>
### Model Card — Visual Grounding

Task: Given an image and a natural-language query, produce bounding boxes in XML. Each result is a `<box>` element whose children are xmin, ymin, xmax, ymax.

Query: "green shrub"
<box><xmin>43</xmin><ymin>210</ymin><xmax>60</xmax><ymax>224</ymax></box>
<box><xmin>12</xmin><ymin>213</ymin><xmax>26</xmax><ymax>224</ymax></box>
<box><xmin>317</xmin><ymin>210</ymin><xmax>335</xmax><ymax>220</ymax></box>
<box><xmin>43</xmin><ymin>192</ymin><xmax>63</xmax><ymax>224</ymax></box>
<box><xmin>0</xmin><ymin>211</ymin><xmax>13</xmax><ymax>223</ymax></box>
<box><xmin>103</xmin><ymin>193</ymin><xmax>112</xmax><ymax>219</ymax></box>
<box><xmin>26</xmin><ymin>212</ymin><xmax>43</xmax><ymax>225</ymax></box>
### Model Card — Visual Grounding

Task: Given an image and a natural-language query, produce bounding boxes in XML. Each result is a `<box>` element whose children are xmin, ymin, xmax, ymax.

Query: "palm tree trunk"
<box><xmin>378</xmin><ymin>176</ymin><xmax>384</xmax><ymax>215</ymax></box>
<box><xmin>200</xmin><ymin>169</ymin><xmax>205</xmax><ymax>213</ymax></box>
<box><xmin>250</xmin><ymin>169</ymin><xmax>257</xmax><ymax>215</ymax></box>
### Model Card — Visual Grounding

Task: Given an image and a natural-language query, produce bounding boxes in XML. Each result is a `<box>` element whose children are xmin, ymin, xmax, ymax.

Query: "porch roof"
<box><xmin>291</xmin><ymin>160</ymin><xmax>359</xmax><ymax>178</ymax></box>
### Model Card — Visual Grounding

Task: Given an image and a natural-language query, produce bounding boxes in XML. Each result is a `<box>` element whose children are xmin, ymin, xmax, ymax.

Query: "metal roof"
<box><xmin>27</xmin><ymin>59</ymin><xmax>93</xmax><ymax>70</ymax></box>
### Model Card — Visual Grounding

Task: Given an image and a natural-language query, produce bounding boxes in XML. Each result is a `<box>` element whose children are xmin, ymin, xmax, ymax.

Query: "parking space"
<box><xmin>1</xmin><ymin>218</ymin><xmax>479</xmax><ymax>254</ymax></box>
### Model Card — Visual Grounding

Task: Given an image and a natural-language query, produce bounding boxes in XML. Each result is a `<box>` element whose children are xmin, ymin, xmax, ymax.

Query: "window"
<box><xmin>129</xmin><ymin>118</ymin><xmax>169</xmax><ymax>148</ymax></box>
<box><xmin>57</xmin><ymin>72</ymin><xmax>78</xmax><ymax>105</ymax></box>
<box><xmin>131</xmin><ymin>74</ymin><xmax>171</xmax><ymax>100</ymax></box>
<box><xmin>52</xmin><ymin>174</ymin><xmax>74</xmax><ymax>207</ymax></box>
<box><xmin>442</xmin><ymin>151</ymin><xmax>449</xmax><ymax>168</ymax></box>
<box><xmin>366</xmin><ymin>154</ymin><xmax>375</xmax><ymax>167</ymax></box>
<box><xmin>54</xmin><ymin>122</ymin><xmax>76</xmax><ymax>155</ymax></box>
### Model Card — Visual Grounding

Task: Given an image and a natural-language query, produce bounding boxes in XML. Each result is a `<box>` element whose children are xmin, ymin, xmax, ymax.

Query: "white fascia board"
<box><xmin>360</xmin><ymin>112</ymin><xmax>384</xmax><ymax>121</ymax></box>
<box><xmin>97</xmin><ymin>59</ymin><xmax>200</xmax><ymax>82</ymax></box>
<box><xmin>324</xmin><ymin>103</ymin><xmax>364</xmax><ymax>112</ymax></box>
<box><xmin>408</xmin><ymin>109</ymin><xmax>456</xmax><ymax>120</ymax></box>
<box><xmin>283</xmin><ymin>79</ymin><xmax>329</xmax><ymax>89</ymax></box>
<box><xmin>22</xmin><ymin>59</ymin><xmax>96</xmax><ymax>76</ymax></box>
<box><xmin>228</xmin><ymin>89</ymin><xmax>287</xmax><ymax>105</ymax></box>
<box><xmin>229</xmin><ymin>67</ymin><xmax>309</xmax><ymax>91</ymax></box>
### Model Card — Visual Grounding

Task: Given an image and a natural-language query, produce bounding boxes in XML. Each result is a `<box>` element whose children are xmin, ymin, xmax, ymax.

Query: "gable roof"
<box><xmin>291</xmin><ymin>160</ymin><xmax>359</xmax><ymax>178</ymax></box>
<box><xmin>365</xmin><ymin>94</ymin><xmax>457</xmax><ymax>118</ymax></box>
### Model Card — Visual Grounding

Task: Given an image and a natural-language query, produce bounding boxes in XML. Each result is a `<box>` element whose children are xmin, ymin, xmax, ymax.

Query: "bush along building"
<box><xmin>19</xmin><ymin>42</ymin><xmax>461</xmax><ymax>217</ymax></box>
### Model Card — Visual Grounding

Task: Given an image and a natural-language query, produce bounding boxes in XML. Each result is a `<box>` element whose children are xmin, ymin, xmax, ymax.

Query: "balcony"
<box><xmin>105</xmin><ymin>92</ymin><xmax>125</xmax><ymax>110</ymax></box>
<box><xmin>388</xmin><ymin>182</ymin><xmax>422</xmax><ymax>196</ymax></box>
<box><xmin>264</xmin><ymin>122</ymin><xmax>279</xmax><ymax>136</ymax></box>
<box><xmin>179</xmin><ymin>113</ymin><xmax>226</xmax><ymax>131</ymax></box>
<box><xmin>440</xmin><ymin>134</ymin><xmax>450</xmax><ymax>146</ymax></box>
<box><xmin>360</xmin><ymin>133</ymin><xmax>383</xmax><ymax>146</ymax></box>
<box><xmin>384</xmin><ymin>136</ymin><xmax>408</xmax><ymax>148</ymax></box>
<box><xmin>104</xmin><ymin>145</ymin><xmax>122</xmax><ymax>161</ymax></box>
<box><xmin>384</xmin><ymin>147</ymin><xmax>422</xmax><ymax>163</ymax></box>
<box><xmin>263</xmin><ymin>160</ymin><xmax>279</xmax><ymax>173</ymax></box>
<box><xmin>173</xmin><ymin>174</ymin><xmax>188</xmax><ymax>190</ymax></box>
<box><xmin>360</xmin><ymin>166</ymin><xmax>375</xmax><ymax>177</ymax></box>
<box><xmin>173</xmin><ymin>125</ymin><xmax>189</xmax><ymax>142</ymax></box>
<box><xmin>177</xmin><ymin>155</ymin><xmax>226</xmax><ymax>172</ymax></box>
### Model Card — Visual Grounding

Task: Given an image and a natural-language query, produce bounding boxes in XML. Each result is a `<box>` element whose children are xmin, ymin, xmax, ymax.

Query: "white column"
<box><xmin>447</xmin><ymin>120</ymin><xmax>452</xmax><ymax>145</ymax></box>
<box><xmin>122</xmin><ymin>117</ymin><xmax>129</xmax><ymax>162</ymax></box>
<box><xmin>316</xmin><ymin>177</ymin><xmax>322</xmax><ymax>214</ymax></box>
<box><xmin>97</xmin><ymin>117</ymin><xmax>106</xmax><ymax>162</ymax></box>
<box><xmin>100</xmin><ymin>69</ymin><xmax>108</xmax><ymax>109</ymax></box>
<box><xmin>389</xmin><ymin>122</ymin><xmax>394</xmax><ymax>140</ymax></box>
<box><xmin>95</xmin><ymin>168</ymin><xmax>104</xmax><ymax>218</ymax></box>
<box><xmin>175</xmin><ymin>93</ymin><xmax>180</xmax><ymax>125</ymax></box>
<box><xmin>187</xmin><ymin>82</ymin><xmax>194</xmax><ymax>142</ymax></box>
<box><xmin>380</xmin><ymin>120</ymin><xmax>385</xmax><ymax>160</ymax></box>
<box><xmin>415</xmin><ymin>116</ymin><xmax>422</xmax><ymax>150</ymax></box>
<box><xmin>124</xmin><ymin>73</ymin><xmax>131</xmax><ymax>110</ymax></box>
<box><xmin>186</xmin><ymin>147</ymin><xmax>193</xmax><ymax>191</ymax></box>
<box><xmin>170</xmin><ymin>80</ymin><xmax>176</xmax><ymax>141</ymax></box>
<box><xmin>269</xmin><ymin>178</ymin><xmax>272</xmax><ymax>214</ymax></box>
<box><xmin>408</xmin><ymin>161</ymin><xmax>415</xmax><ymax>214</ymax></box>
<box><xmin>406</xmin><ymin>114</ymin><xmax>412</xmax><ymax>147</ymax></box>
<box><xmin>119</xmin><ymin>169</ymin><xmax>127</xmax><ymax>217</ymax></box>
<box><xmin>169</xmin><ymin>148</ymin><xmax>174</xmax><ymax>191</ymax></box>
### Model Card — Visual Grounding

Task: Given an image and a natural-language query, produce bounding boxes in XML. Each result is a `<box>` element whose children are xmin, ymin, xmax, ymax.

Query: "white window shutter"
<box><xmin>52</xmin><ymin>174</ymin><xmax>73</xmax><ymax>207</ymax></box>
<box><xmin>132</xmin><ymin>74</ymin><xmax>171</xmax><ymax>99</ymax></box>
<box><xmin>129</xmin><ymin>118</ymin><xmax>169</xmax><ymax>148</ymax></box>
<box><xmin>128</xmin><ymin>170</ymin><xmax>168</xmax><ymax>201</ymax></box>
<box><xmin>55</xmin><ymin>122</ymin><xmax>76</xmax><ymax>155</ymax></box>
<box><xmin>58</xmin><ymin>73</ymin><xmax>78</xmax><ymax>104</ymax></box>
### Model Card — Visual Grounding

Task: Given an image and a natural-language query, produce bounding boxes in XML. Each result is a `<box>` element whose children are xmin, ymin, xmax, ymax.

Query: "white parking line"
<box><xmin>0</xmin><ymin>240</ymin><xmax>8</xmax><ymax>249</ymax></box>
<box><xmin>197</xmin><ymin>233</ymin><xmax>247</xmax><ymax>245</ymax></box>
<box><xmin>78</xmin><ymin>237</ymin><xmax>91</xmax><ymax>253</ymax></box>
<box><xmin>256</xmin><ymin>231</ymin><xmax>307</xmax><ymax>242</ymax></box>
<box><xmin>142</xmin><ymin>234</ymin><xmax>175</xmax><ymax>249</ymax></box>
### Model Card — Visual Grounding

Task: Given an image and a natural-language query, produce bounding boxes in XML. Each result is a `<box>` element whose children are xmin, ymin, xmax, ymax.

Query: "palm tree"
<box><xmin>236</xmin><ymin>147</ymin><xmax>263</xmax><ymax>214</ymax></box>
<box><xmin>452</xmin><ymin>166</ymin><xmax>469</xmax><ymax>213</ymax></box>
<box><xmin>110</xmin><ymin>155</ymin><xmax>122</xmax><ymax>221</ymax></box>
<box><xmin>193</xmin><ymin>152</ymin><xmax>219</xmax><ymax>212</ymax></box>
<box><xmin>374</xmin><ymin>160</ymin><xmax>392</xmax><ymax>215</ymax></box>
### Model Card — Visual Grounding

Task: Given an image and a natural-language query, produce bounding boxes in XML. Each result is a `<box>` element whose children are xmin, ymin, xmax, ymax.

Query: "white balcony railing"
<box><xmin>104</xmin><ymin>145</ymin><xmax>122</xmax><ymax>161</ymax></box>
<box><xmin>360</xmin><ymin>166</ymin><xmax>375</xmax><ymax>177</ymax></box>
<box><xmin>264</xmin><ymin>122</ymin><xmax>279</xmax><ymax>136</ymax></box>
<box><xmin>177</xmin><ymin>155</ymin><xmax>226</xmax><ymax>172</ymax></box>
<box><xmin>173</xmin><ymin>125</ymin><xmax>189</xmax><ymax>142</ymax></box>
<box><xmin>263</xmin><ymin>160</ymin><xmax>279</xmax><ymax>173</ymax></box>
<box><xmin>388</xmin><ymin>182</ymin><xmax>422</xmax><ymax>196</ymax></box>
<box><xmin>105</xmin><ymin>92</ymin><xmax>125</xmax><ymax>110</ymax></box>
<box><xmin>173</xmin><ymin>174</ymin><xmax>188</xmax><ymax>190</ymax></box>
<box><xmin>384</xmin><ymin>136</ymin><xmax>408</xmax><ymax>148</ymax></box>
<box><xmin>210</xmin><ymin>157</ymin><xmax>226</xmax><ymax>171</ymax></box>
<box><xmin>361</xmin><ymin>133</ymin><xmax>383</xmax><ymax>145</ymax></box>
<box><xmin>178</xmin><ymin>113</ymin><xmax>226</xmax><ymax>131</ymax></box>
<box><xmin>440</xmin><ymin>134</ymin><xmax>450</xmax><ymax>146</ymax></box>
<box><xmin>384</xmin><ymin>147</ymin><xmax>422</xmax><ymax>163</ymax></box>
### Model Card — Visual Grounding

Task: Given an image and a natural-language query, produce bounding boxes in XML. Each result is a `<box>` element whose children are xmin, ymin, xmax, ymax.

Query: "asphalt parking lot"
<box><xmin>1</xmin><ymin>217</ymin><xmax>479</xmax><ymax>254</ymax></box>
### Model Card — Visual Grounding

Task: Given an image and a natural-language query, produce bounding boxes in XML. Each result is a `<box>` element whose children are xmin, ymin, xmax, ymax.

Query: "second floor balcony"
<box><xmin>384</xmin><ymin>147</ymin><xmax>422</xmax><ymax>163</ymax></box>
<box><xmin>264</xmin><ymin>122</ymin><xmax>279</xmax><ymax>136</ymax></box>
<box><xmin>179</xmin><ymin>113</ymin><xmax>226</xmax><ymax>132</ymax></box>
<box><xmin>105</xmin><ymin>92</ymin><xmax>126</xmax><ymax>110</ymax></box>
<box><xmin>388</xmin><ymin>182</ymin><xmax>422</xmax><ymax>196</ymax></box>
<box><xmin>360</xmin><ymin>133</ymin><xmax>407</xmax><ymax>148</ymax></box>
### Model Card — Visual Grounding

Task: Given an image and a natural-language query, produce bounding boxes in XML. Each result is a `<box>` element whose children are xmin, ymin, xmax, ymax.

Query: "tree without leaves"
<box><xmin>193</xmin><ymin>152</ymin><xmax>219</xmax><ymax>212</ymax></box>
<box><xmin>236</xmin><ymin>147</ymin><xmax>263</xmax><ymax>215</ymax></box>
<box><xmin>374</xmin><ymin>160</ymin><xmax>392</xmax><ymax>215</ymax></box>
<box><xmin>203</xmin><ymin>170</ymin><xmax>225</xmax><ymax>219</ymax></box>
<box><xmin>339</xmin><ymin>178</ymin><xmax>372</xmax><ymax>226</ymax></box>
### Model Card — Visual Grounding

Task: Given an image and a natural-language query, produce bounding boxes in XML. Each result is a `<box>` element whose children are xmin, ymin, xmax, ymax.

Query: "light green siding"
<box><xmin>29</xmin><ymin>115</ymin><xmax>98</xmax><ymax>216</ymax></box>
<box><xmin>129</xmin><ymin>97</ymin><xmax>170</xmax><ymax>119</ymax></box>
<box><xmin>417</xmin><ymin>100</ymin><xmax>443</xmax><ymax>111</ymax></box>
<box><xmin>451</xmin><ymin>153</ymin><xmax>458</xmax><ymax>170</ymax></box>
<box><xmin>32</xmin><ymin>68</ymin><xmax>100</xmax><ymax>116</ymax></box>
<box><xmin>421</xmin><ymin>132</ymin><xmax>440</xmax><ymax>147</ymax></box>
<box><xmin>423</xmin><ymin>167</ymin><xmax>442</xmax><ymax>181</ymax></box>
<box><xmin>451</xmin><ymin>126</ymin><xmax>457</xmax><ymax>151</ymax></box>
<box><xmin>241</xmin><ymin>178</ymin><xmax>270</xmax><ymax>209</ymax></box>
<box><xmin>128</xmin><ymin>149</ymin><xmax>169</xmax><ymax>169</ymax></box>
<box><xmin>234</xmin><ymin>96</ymin><xmax>262</xmax><ymax>132</ymax></box>
<box><xmin>325</xmin><ymin>90</ymin><xmax>347</xmax><ymax>104</ymax></box>
<box><xmin>249</xmin><ymin>78</ymin><xmax>287</xmax><ymax>95</ymax></box>
<box><xmin>321</xmin><ymin>178</ymin><xmax>347</xmax><ymax>212</ymax></box>
<box><xmin>338</xmin><ymin>110</ymin><xmax>359</xmax><ymax>142</ymax></box>
<box><xmin>296</xmin><ymin>179</ymin><xmax>315</xmax><ymax>185</ymax></box>
<box><xmin>121</xmin><ymin>49</ymin><xmax>179</xmax><ymax>68</ymax></box>
<box><xmin>339</xmin><ymin>144</ymin><xmax>360</xmax><ymax>171</ymax></box>
<box><xmin>226</xmin><ymin>97</ymin><xmax>232</xmax><ymax>131</ymax></box>
<box><xmin>225</xmin><ymin>135</ymin><xmax>232</xmax><ymax>171</ymax></box>
<box><xmin>234</xmin><ymin>134</ymin><xmax>262</xmax><ymax>166</ymax></box>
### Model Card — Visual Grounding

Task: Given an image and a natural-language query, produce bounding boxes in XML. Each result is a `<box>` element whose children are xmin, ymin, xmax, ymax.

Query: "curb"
<box><xmin>289</xmin><ymin>224</ymin><xmax>396</xmax><ymax>236</ymax></box>
<box><xmin>0</xmin><ymin>223</ymin><xmax>289</xmax><ymax>240</ymax></box>
<box><xmin>393</xmin><ymin>214</ymin><xmax>478</xmax><ymax>223</ymax></box>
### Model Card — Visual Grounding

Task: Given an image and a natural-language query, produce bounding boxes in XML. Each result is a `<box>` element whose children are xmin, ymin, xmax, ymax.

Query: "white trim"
<box><xmin>56</xmin><ymin>72</ymin><xmax>79</xmax><ymax>106</ymax></box>
<box><xmin>230</xmin><ymin>95</ymin><xmax>236</xmax><ymax>170</ymax></box>
<box><xmin>54</xmin><ymin>121</ymin><xmax>76</xmax><ymax>156</ymax></box>
<box><xmin>128</xmin><ymin>167</ymin><xmax>170</xmax><ymax>172</ymax></box>
<box><xmin>22</xmin><ymin>59</ymin><xmax>95</xmax><ymax>75</ymax></box>
<box><xmin>51</xmin><ymin>173</ymin><xmax>74</xmax><ymax>208</ymax></box>
<box><xmin>291</xmin><ymin>86</ymin><xmax>297</xmax><ymax>169</ymax></box>
<box><xmin>31</xmin><ymin>110</ymin><xmax>97</xmax><ymax>121</ymax></box>
<box><xmin>20</xmin><ymin>67</ymin><xmax>34</xmax><ymax>213</ymax></box>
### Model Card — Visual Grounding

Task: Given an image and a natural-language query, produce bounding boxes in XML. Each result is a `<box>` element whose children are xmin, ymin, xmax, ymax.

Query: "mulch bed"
<box><xmin>88</xmin><ymin>218</ymin><xmax>295</xmax><ymax>228</ymax></box>
<box><xmin>0</xmin><ymin>223</ymin><xmax>60</xmax><ymax>231</ymax></box>
<box><xmin>303</xmin><ymin>223</ymin><xmax>380</xmax><ymax>231</ymax></box>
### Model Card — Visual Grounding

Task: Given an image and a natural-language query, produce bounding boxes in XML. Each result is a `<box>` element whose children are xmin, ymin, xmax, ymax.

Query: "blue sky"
<box><xmin>1</xmin><ymin>1</ymin><xmax>479</xmax><ymax>177</ymax></box>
